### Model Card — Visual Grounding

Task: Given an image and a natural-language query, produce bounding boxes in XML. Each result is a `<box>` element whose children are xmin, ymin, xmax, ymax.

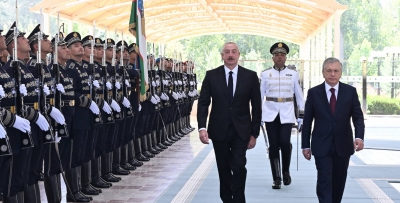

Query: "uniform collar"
<box><xmin>273</xmin><ymin>65</ymin><xmax>286</xmax><ymax>71</ymax></box>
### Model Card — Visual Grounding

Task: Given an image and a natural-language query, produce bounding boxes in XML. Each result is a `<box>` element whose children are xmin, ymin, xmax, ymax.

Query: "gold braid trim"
<box><xmin>79</xmin><ymin>95</ymin><xmax>90</xmax><ymax>108</ymax></box>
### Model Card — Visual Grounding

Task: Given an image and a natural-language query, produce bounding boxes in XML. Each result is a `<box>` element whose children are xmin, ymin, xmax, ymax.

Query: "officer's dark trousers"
<box><xmin>85</xmin><ymin>128</ymin><xmax>99</xmax><ymax>163</ymax></box>
<box><xmin>123</xmin><ymin>115</ymin><xmax>135</xmax><ymax>145</ymax></box>
<box><xmin>212</xmin><ymin>125</ymin><xmax>247</xmax><ymax>203</ymax></box>
<box><xmin>28</xmin><ymin>124</ymin><xmax>45</xmax><ymax>186</ymax></box>
<box><xmin>265</xmin><ymin>114</ymin><xmax>293</xmax><ymax>174</ymax></box>
<box><xmin>4</xmin><ymin>148</ymin><xmax>31</xmax><ymax>197</ymax></box>
<box><xmin>0</xmin><ymin>156</ymin><xmax>12</xmax><ymax>195</ymax></box>
<box><xmin>96</xmin><ymin>124</ymin><xmax>108</xmax><ymax>158</ymax></box>
<box><xmin>71</xmin><ymin>130</ymin><xmax>89</xmax><ymax>168</ymax></box>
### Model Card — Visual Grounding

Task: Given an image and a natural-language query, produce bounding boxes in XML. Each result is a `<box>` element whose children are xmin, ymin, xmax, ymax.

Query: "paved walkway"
<box><xmin>37</xmin><ymin>115</ymin><xmax>400</xmax><ymax>202</ymax></box>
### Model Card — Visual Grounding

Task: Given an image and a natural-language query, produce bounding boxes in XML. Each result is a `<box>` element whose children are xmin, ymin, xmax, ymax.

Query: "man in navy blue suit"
<box><xmin>301</xmin><ymin>57</ymin><xmax>365</xmax><ymax>203</ymax></box>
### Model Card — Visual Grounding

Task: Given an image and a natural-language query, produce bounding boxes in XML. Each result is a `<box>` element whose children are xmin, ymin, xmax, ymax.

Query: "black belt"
<box><xmin>61</xmin><ymin>100</ymin><xmax>75</xmax><ymax>106</ymax></box>
<box><xmin>265</xmin><ymin>97</ymin><xmax>293</xmax><ymax>102</ymax></box>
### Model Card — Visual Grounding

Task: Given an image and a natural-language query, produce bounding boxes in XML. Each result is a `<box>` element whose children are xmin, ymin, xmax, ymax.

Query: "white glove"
<box><xmin>43</xmin><ymin>85</ymin><xmax>50</xmax><ymax>96</ymax></box>
<box><xmin>115</xmin><ymin>81</ymin><xmax>121</xmax><ymax>90</ymax></box>
<box><xmin>50</xmin><ymin>107</ymin><xmax>65</xmax><ymax>125</ymax></box>
<box><xmin>178</xmin><ymin>80</ymin><xmax>182</xmax><ymax>85</ymax></box>
<box><xmin>106</xmin><ymin>82</ymin><xmax>112</xmax><ymax>90</ymax></box>
<box><xmin>93</xmin><ymin>80</ymin><xmax>100</xmax><ymax>88</ymax></box>
<box><xmin>122</xmin><ymin>97</ymin><xmax>131</xmax><ymax>108</ymax></box>
<box><xmin>12</xmin><ymin>115</ymin><xmax>31</xmax><ymax>133</ymax></box>
<box><xmin>110</xmin><ymin>99</ymin><xmax>121</xmax><ymax>112</ymax></box>
<box><xmin>138</xmin><ymin>104</ymin><xmax>142</xmax><ymax>112</ymax></box>
<box><xmin>154</xmin><ymin>94</ymin><xmax>160</xmax><ymax>102</ymax></box>
<box><xmin>55</xmin><ymin>135</ymin><xmax>61</xmax><ymax>143</ymax></box>
<box><xmin>0</xmin><ymin>85</ymin><xmax>5</xmax><ymax>98</ymax></box>
<box><xmin>172</xmin><ymin>92</ymin><xmax>178</xmax><ymax>100</ymax></box>
<box><xmin>178</xmin><ymin>92</ymin><xmax>182</xmax><ymax>99</ymax></box>
<box><xmin>190</xmin><ymin>81</ymin><xmax>194</xmax><ymax>86</ymax></box>
<box><xmin>36</xmin><ymin>113</ymin><xmax>50</xmax><ymax>131</ymax></box>
<box><xmin>174</xmin><ymin>81</ymin><xmax>178</xmax><ymax>85</ymax></box>
<box><xmin>102</xmin><ymin>101</ymin><xmax>112</xmax><ymax>114</ymax></box>
<box><xmin>160</xmin><ymin>93</ymin><xmax>167</xmax><ymax>100</ymax></box>
<box><xmin>89</xmin><ymin>101</ymin><xmax>100</xmax><ymax>115</ymax></box>
<box><xmin>156</xmin><ymin>80</ymin><xmax>160</xmax><ymax>86</ymax></box>
<box><xmin>56</xmin><ymin>83</ymin><xmax>65</xmax><ymax>93</ymax></box>
<box><xmin>0</xmin><ymin>125</ymin><xmax>6</xmax><ymax>139</ymax></box>
<box><xmin>20</xmin><ymin>84</ymin><xmax>27</xmax><ymax>96</ymax></box>
<box><xmin>163</xmin><ymin>80</ymin><xmax>168</xmax><ymax>85</ymax></box>
<box><xmin>297</xmin><ymin>118</ymin><xmax>303</xmax><ymax>132</ymax></box>
<box><xmin>125</xmin><ymin>79</ymin><xmax>130</xmax><ymax>87</ymax></box>
<box><xmin>151</xmin><ymin>81</ymin><xmax>156</xmax><ymax>87</ymax></box>
<box><xmin>150</xmin><ymin>96</ymin><xmax>158</xmax><ymax>104</ymax></box>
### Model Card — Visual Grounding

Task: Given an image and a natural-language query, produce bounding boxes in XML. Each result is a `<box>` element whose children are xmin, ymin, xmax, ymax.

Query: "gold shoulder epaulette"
<box><xmin>287</xmin><ymin>65</ymin><xmax>297</xmax><ymax>71</ymax></box>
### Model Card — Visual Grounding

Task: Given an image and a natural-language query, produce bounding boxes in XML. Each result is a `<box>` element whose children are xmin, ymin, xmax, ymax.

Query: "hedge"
<box><xmin>367</xmin><ymin>96</ymin><xmax>400</xmax><ymax>115</ymax></box>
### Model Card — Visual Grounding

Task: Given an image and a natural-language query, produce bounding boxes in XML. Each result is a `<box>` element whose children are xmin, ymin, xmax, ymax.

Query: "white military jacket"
<box><xmin>260</xmin><ymin>66</ymin><xmax>304</xmax><ymax>124</ymax></box>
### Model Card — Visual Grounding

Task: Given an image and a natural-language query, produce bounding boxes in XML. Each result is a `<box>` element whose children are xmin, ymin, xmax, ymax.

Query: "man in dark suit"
<box><xmin>301</xmin><ymin>57</ymin><xmax>365</xmax><ymax>203</ymax></box>
<box><xmin>197</xmin><ymin>42</ymin><xmax>262</xmax><ymax>203</ymax></box>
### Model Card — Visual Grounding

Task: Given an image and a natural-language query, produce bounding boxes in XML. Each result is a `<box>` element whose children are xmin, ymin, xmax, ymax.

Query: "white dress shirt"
<box><xmin>325</xmin><ymin>82</ymin><xmax>339</xmax><ymax>102</ymax></box>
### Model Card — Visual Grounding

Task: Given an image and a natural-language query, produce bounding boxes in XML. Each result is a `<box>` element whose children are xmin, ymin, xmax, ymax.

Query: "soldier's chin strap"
<box><xmin>54</xmin><ymin>141</ymin><xmax>76</xmax><ymax>202</ymax></box>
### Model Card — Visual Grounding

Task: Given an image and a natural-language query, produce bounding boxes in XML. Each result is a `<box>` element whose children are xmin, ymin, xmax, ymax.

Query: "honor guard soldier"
<box><xmin>81</xmin><ymin>35</ymin><xmax>108</xmax><ymax>196</ymax></box>
<box><xmin>114</xmin><ymin>40</ymin><xmax>135</xmax><ymax>172</ymax></box>
<box><xmin>92</xmin><ymin>37</ymin><xmax>115</xmax><ymax>189</ymax></box>
<box><xmin>64</xmin><ymin>31</ymin><xmax>100</xmax><ymax>202</ymax></box>
<box><xmin>25</xmin><ymin>24</ymin><xmax>67</xmax><ymax>202</ymax></box>
<box><xmin>182</xmin><ymin>61</ymin><xmax>196</xmax><ymax>132</ymax></box>
<box><xmin>0</xmin><ymin>25</ymin><xmax>32</xmax><ymax>202</ymax></box>
<box><xmin>101</xmin><ymin>38</ymin><xmax>126</xmax><ymax>183</ymax></box>
<box><xmin>41</xmin><ymin>32</ymin><xmax>75</xmax><ymax>203</ymax></box>
<box><xmin>3</xmin><ymin>22</ymin><xmax>51</xmax><ymax>202</ymax></box>
<box><xmin>260</xmin><ymin>42</ymin><xmax>305</xmax><ymax>189</ymax></box>
<box><xmin>125</xmin><ymin>43</ymin><xmax>144</xmax><ymax>167</ymax></box>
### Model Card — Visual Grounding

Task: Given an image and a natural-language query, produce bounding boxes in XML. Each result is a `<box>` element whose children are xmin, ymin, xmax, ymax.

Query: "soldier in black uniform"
<box><xmin>100</xmin><ymin>38</ymin><xmax>127</xmax><ymax>182</ymax></box>
<box><xmin>80</xmin><ymin>35</ymin><xmax>108</xmax><ymax>196</ymax></box>
<box><xmin>114</xmin><ymin>40</ymin><xmax>135</xmax><ymax>172</ymax></box>
<box><xmin>25</xmin><ymin>24</ymin><xmax>66</xmax><ymax>202</ymax></box>
<box><xmin>92</xmin><ymin>38</ymin><xmax>114</xmax><ymax>189</ymax></box>
<box><xmin>42</xmin><ymin>33</ymin><xmax>75</xmax><ymax>203</ymax></box>
<box><xmin>3</xmin><ymin>22</ymin><xmax>51</xmax><ymax>203</ymax></box>
<box><xmin>0</xmin><ymin>25</ymin><xmax>32</xmax><ymax>202</ymax></box>
<box><xmin>64</xmin><ymin>31</ymin><xmax>100</xmax><ymax>202</ymax></box>
<box><xmin>125</xmin><ymin>43</ymin><xmax>144</xmax><ymax>167</ymax></box>
<box><xmin>181</xmin><ymin>61</ymin><xmax>196</xmax><ymax>133</ymax></box>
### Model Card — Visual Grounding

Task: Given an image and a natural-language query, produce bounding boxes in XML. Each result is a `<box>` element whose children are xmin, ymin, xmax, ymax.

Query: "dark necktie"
<box><xmin>330</xmin><ymin>88</ymin><xmax>336</xmax><ymax>114</ymax></box>
<box><xmin>228</xmin><ymin>71</ymin><xmax>233</xmax><ymax>102</ymax></box>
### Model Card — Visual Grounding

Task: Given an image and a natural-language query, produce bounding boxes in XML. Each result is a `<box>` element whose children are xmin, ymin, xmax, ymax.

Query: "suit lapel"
<box><xmin>334</xmin><ymin>82</ymin><xmax>346</xmax><ymax>117</ymax></box>
<box><xmin>217</xmin><ymin>66</ymin><xmax>229</xmax><ymax>101</ymax></box>
<box><xmin>317</xmin><ymin>83</ymin><xmax>332</xmax><ymax>116</ymax></box>
<box><xmin>232</xmin><ymin>66</ymin><xmax>245</xmax><ymax>103</ymax></box>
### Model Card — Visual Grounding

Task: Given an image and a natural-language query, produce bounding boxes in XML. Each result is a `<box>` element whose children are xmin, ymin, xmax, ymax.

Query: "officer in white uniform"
<box><xmin>260</xmin><ymin>42</ymin><xmax>304</xmax><ymax>189</ymax></box>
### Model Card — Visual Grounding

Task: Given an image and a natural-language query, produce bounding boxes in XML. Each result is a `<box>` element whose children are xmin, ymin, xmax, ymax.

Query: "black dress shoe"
<box><xmin>66</xmin><ymin>192</ymin><xmax>91</xmax><ymax>202</ymax></box>
<box><xmin>110</xmin><ymin>173</ymin><xmax>122</xmax><ymax>180</ymax></box>
<box><xmin>128</xmin><ymin>158</ymin><xmax>143</xmax><ymax>167</ymax></box>
<box><xmin>92</xmin><ymin>177</ymin><xmax>112</xmax><ymax>188</ymax></box>
<box><xmin>142</xmin><ymin>151</ymin><xmax>155</xmax><ymax>158</ymax></box>
<box><xmin>89</xmin><ymin>184</ymin><xmax>102</xmax><ymax>193</ymax></box>
<box><xmin>79</xmin><ymin>191</ymin><xmax>93</xmax><ymax>201</ymax></box>
<box><xmin>272</xmin><ymin>179</ymin><xmax>282</xmax><ymax>189</ymax></box>
<box><xmin>283</xmin><ymin>172</ymin><xmax>291</xmax><ymax>185</ymax></box>
<box><xmin>148</xmin><ymin>147</ymin><xmax>160</xmax><ymax>155</ymax></box>
<box><xmin>121</xmin><ymin>163</ymin><xmax>136</xmax><ymax>171</ymax></box>
<box><xmin>81</xmin><ymin>185</ymin><xmax>99</xmax><ymax>195</ymax></box>
<box><xmin>136</xmin><ymin>154</ymin><xmax>150</xmax><ymax>161</ymax></box>
<box><xmin>153</xmin><ymin>145</ymin><xmax>164</xmax><ymax>152</ymax></box>
<box><xmin>101</xmin><ymin>173</ymin><xmax>120</xmax><ymax>182</ymax></box>
<box><xmin>157</xmin><ymin>143</ymin><xmax>168</xmax><ymax>149</ymax></box>
<box><xmin>112</xmin><ymin>166</ymin><xmax>130</xmax><ymax>175</ymax></box>
<box><xmin>162</xmin><ymin>140</ymin><xmax>173</xmax><ymax>146</ymax></box>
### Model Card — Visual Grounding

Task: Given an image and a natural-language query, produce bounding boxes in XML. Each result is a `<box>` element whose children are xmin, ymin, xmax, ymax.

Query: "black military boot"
<box><xmin>135</xmin><ymin>138</ymin><xmax>151</xmax><ymax>161</ymax></box>
<box><xmin>101</xmin><ymin>153</ymin><xmax>120</xmax><ymax>182</ymax></box>
<box><xmin>151</xmin><ymin>130</ymin><xmax>164</xmax><ymax>152</ymax></box>
<box><xmin>92</xmin><ymin>157</ymin><xmax>112</xmax><ymax>188</ymax></box>
<box><xmin>44</xmin><ymin>174</ymin><xmax>62</xmax><ymax>203</ymax></box>
<box><xmin>162</xmin><ymin>125</ymin><xmax>173</xmax><ymax>146</ymax></box>
<box><xmin>141</xmin><ymin>136</ymin><xmax>155</xmax><ymax>158</ymax></box>
<box><xmin>270</xmin><ymin>158</ymin><xmax>282</xmax><ymax>189</ymax></box>
<box><xmin>169</xmin><ymin>123</ymin><xmax>179</xmax><ymax>141</ymax></box>
<box><xmin>120</xmin><ymin>144</ymin><xmax>136</xmax><ymax>171</ymax></box>
<box><xmin>112</xmin><ymin>148</ymin><xmax>130</xmax><ymax>175</ymax></box>
<box><xmin>108</xmin><ymin>152</ymin><xmax>122</xmax><ymax>180</ymax></box>
<box><xmin>156</xmin><ymin>129</ymin><xmax>168</xmax><ymax>149</ymax></box>
<box><xmin>188</xmin><ymin>116</ymin><xmax>195</xmax><ymax>131</ymax></box>
<box><xmin>128</xmin><ymin>140</ymin><xmax>143</xmax><ymax>166</ymax></box>
<box><xmin>282</xmin><ymin>144</ymin><xmax>293</xmax><ymax>186</ymax></box>
<box><xmin>24</xmin><ymin>183</ymin><xmax>40</xmax><ymax>203</ymax></box>
<box><xmin>147</xmin><ymin>134</ymin><xmax>160</xmax><ymax>155</ymax></box>
<box><xmin>174</xmin><ymin>121</ymin><xmax>184</xmax><ymax>137</ymax></box>
<box><xmin>81</xmin><ymin>161</ymin><xmax>100</xmax><ymax>195</ymax></box>
<box><xmin>65</xmin><ymin>168</ymin><xmax>91</xmax><ymax>202</ymax></box>
<box><xmin>181</xmin><ymin>117</ymin><xmax>190</xmax><ymax>134</ymax></box>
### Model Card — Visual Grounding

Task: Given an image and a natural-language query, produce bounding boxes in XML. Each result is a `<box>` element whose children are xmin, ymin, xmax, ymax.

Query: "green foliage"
<box><xmin>367</xmin><ymin>95</ymin><xmax>400</xmax><ymax>114</ymax></box>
